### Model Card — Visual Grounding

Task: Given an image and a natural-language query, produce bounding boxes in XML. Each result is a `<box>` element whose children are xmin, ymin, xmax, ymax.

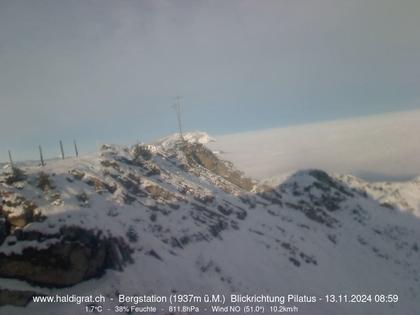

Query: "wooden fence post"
<box><xmin>59</xmin><ymin>140</ymin><xmax>65</xmax><ymax>160</ymax></box>
<box><xmin>39</xmin><ymin>145</ymin><xmax>45</xmax><ymax>166</ymax></box>
<box><xmin>74</xmin><ymin>140</ymin><xmax>79</xmax><ymax>157</ymax></box>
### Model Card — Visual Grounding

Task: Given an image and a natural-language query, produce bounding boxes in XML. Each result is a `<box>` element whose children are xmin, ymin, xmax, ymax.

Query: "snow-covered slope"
<box><xmin>265</xmin><ymin>172</ymin><xmax>420</xmax><ymax>219</ymax></box>
<box><xmin>153</xmin><ymin>131</ymin><xmax>215</xmax><ymax>150</ymax></box>
<box><xmin>0</xmin><ymin>134</ymin><xmax>419</xmax><ymax>315</ymax></box>
<box><xmin>336</xmin><ymin>174</ymin><xmax>420</xmax><ymax>218</ymax></box>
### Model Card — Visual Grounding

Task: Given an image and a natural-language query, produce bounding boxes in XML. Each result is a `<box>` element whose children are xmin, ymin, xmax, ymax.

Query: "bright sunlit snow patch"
<box><xmin>153</xmin><ymin>131</ymin><xmax>215</xmax><ymax>149</ymax></box>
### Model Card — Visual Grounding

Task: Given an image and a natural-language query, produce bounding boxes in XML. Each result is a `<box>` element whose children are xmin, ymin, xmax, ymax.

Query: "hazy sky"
<box><xmin>1</xmin><ymin>0</ymin><xmax>420</xmax><ymax>161</ymax></box>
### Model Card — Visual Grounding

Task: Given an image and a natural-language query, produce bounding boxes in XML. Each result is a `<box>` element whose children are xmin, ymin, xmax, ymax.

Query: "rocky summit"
<box><xmin>0</xmin><ymin>132</ymin><xmax>419</xmax><ymax>314</ymax></box>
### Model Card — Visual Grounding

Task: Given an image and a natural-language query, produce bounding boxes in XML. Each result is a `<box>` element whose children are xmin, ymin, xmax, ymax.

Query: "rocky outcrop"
<box><xmin>0</xmin><ymin>168</ymin><xmax>26</xmax><ymax>186</ymax></box>
<box><xmin>132</xmin><ymin>144</ymin><xmax>153</xmax><ymax>161</ymax></box>
<box><xmin>36</xmin><ymin>172</ymin><xmax>55</xmax><ymax>191</ymax></box>
<box><xmin>144</xmin><ymin>183</ymin><xmax>177</xmax><ymax>202</ymax></box>
<box><xmin>182</xmin><ymin>143</ymin><xmax>254</xmax><ymax>191</ymax></box>
<box><xmin>0</xmin><ymin>216</ymin><xmax>7</xmax><ymax>245</ymax></box>
<box><xmin>0</xmin><ymin>192</ymin><xmax>44</xmax><ymax>229</ymax></box>
<box><xmin>0</xmin><ymin>191</ymin><xmax>44</xmax><ymax>231</ymax></box>
<box><xmin>0</xmin><ymin>227</ymin><xmax>132</xmax><ymax>288</ymax></box>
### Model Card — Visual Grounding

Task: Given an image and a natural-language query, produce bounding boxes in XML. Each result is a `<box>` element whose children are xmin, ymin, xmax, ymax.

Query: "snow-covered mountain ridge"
<box><xmin>264</xmin><ymin>172</ymin><xmax>420</xmax><ymax>218</ymax></box>
<box><xmin>0</xmin><ymin>132</ymin><xmax>419</xmax><ymax>314</ymax></box>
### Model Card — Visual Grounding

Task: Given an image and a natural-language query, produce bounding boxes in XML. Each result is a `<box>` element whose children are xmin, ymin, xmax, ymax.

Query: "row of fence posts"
<box><xmin>7</xmin><ymin>140</ymin><xmax>79</xmax><ymax>170</ymax></box>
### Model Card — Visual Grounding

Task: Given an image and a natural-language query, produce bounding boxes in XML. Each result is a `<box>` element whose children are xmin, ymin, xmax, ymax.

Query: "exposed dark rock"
<box><xmin>0</xmin><ymin>193</ymin><xmax>43</xmax><ymax>228</ymax></box>
<box><xmin>85</xmin><ymin>176</ymin><xmax>116</xmax><ymax>194</ymax></box>
<box><xmin>122</xmin><ymin>193</ymin><xmax>136</xmax><ymax>205</ymax></box>
<box><xmin>126</xmin><ymin>226</ymin><xmax>138</xmax><ymax>243</ymax></box>
<box><xmin>327</xmin><ymin>234</ymin><xmax>337</xmax><ymax>244</ymax></box>
<box><xmin>0</xmin><ymin>168</ymin><xmax>26</xmax><ymax>185</ymax></box>
<box><xmin>69</xmin><ymin>169</ymin><xmax>85</xmax><ymax>180</ymax></box>
<box><xmin>304</xmin><ymin>207</ymin><xmax>339</xmax><ymax>228</ymax></box>
<box><xmin>146</xmin><ymin>249</ymin><xmax>162</xmax><ymax>261</ymax></box>
<box><xmin>0</xmin><ymin>216</ymin><xmax>8</xmax><ymax>245</ymax></box>
<box><xmin>249</xmin><ymin>229</ymin><xmax>264</xmax><ymax>236</ymax></box>
<box><xmin>309</xmin><ymin>170</ymin><xmax>353</xmax><ymax>197</ymax></box>
<box><xmin>194</xmin><ymin>194</ymin><xmax>215</xmax><ymax>204</ymax></box>
<box><xmin>179</xmin><ymin>235</ymin><xmax>190</xmax><ymax>245</ymax></box>
<box><xmin>289</xmin><ymin>257</ymin><xmax>301</xmax><ymax>267</ymax></box>
<box><xmin>0</xmin><ymin>226</ymin><xmax>132</xmax><ymax>288</ymax></box>
<box><xmin>217</xmin><ymin>204</ymin><xmax>233</xmax><ymax>216</ymax></box>
<box><xmin>115</xmin><ymin>156</ymin><xmax>134</xmax><ymax>166</ymax></box>
<box><xmin>209</xmin><ymin>220</ymin><xmax>228</xmax><ymax>238</ymax></box>
<box><xmin>258</xmin><ymin>190</ymin><xmax>284</xmax><ymax>205</ymax></box>
<box><xmin>76</xmin><ymin>192</ymin><xmax>90</xmax><ymax>207</ymax></box>
<box><xmin>100</xmin><ymin>159</ymin><xmax>120</xmax><ymax>169</ymax></box>
<box><xmin>132</xmin><ymin>145</ymin><xmax>153</xmax><ymax>161</ymax></box>
<box><xmin>36</xmin><ymin>172</ymin><xmax>55</xmax><ymax>191</ymax></box>
<box><xmin>352</xmin><ymin>206</ymin><xmax>370</xmax><ymax>225</ymax></box>
<box><xmin>299</xmin><ymin>252</ymin><xmax>317</xmax><ymax>265</ymax></box>
<box><xmin>182</xmin><ymin>143</ymin><xmax>254</xmax><ymax>191</ymax></box>
<box><xmin>284</xmin><ymin>201</ymin><xmax>339</xmax><ymax>228</ymax></box>
<box><xmin>109</xmin><ymin>174</ymin><xmax>145</xmax><ymax>197</ymax></box>
<box><xmin>145</xmin><ymin>165</ymin><xmax>161</xmax><ymax>176</ymax></box>
<box><xmin>145</xmin><ymin>184</ymin><xmax>175</xmax><ymax>202</ymax></box>
<box><xmin>380</xmin><ymin>202</ymin><xmax>394</xmax><ymax>210</ymax></box>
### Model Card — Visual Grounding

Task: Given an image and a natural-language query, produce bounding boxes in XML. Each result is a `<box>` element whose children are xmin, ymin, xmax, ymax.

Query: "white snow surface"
<box><xmin>153</xmin><ymin>131</ymin><xmax>215</xmax><ymax>149</ymax></box>
<box><xmin>0</xmin><ymin>135</ymin><xmax>419</xmax><ymax>315</ymax></box>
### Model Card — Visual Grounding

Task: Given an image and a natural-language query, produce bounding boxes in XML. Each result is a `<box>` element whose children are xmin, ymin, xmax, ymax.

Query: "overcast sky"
<box><xmin>1</xmin><ymin>0</ymin><xmax>420</xmax><ymax>161</ymax></box>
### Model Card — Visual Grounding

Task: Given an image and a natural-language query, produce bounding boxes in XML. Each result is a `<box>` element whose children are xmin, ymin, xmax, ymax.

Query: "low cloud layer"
<box><xmin>210</xmin><ymin>110</ymin><xmax>420</xmax><ymax>182</ymax></box>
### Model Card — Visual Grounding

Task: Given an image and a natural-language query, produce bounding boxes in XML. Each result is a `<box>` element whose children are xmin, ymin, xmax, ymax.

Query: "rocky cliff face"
<box><xmin>182</xmin><ymin>142</ymin><xmax>255</xmax><ymax>191</ymax></box>
<box><xmin>0</xmin><ymin>132</ymin><xmax>419</xmax><ymax>315</ymax></box>
<box><xmin>0</xmin><ymin>171</ymin><xmax>132</xmax><ymax>289</ymax></box>
<box><xmin>0</xmin><ymin>226</ymin><xmax>131</xmax><ymax>287</ymax></box>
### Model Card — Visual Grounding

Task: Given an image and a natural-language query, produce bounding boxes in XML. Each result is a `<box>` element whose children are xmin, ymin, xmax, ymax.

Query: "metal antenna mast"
<box><xmin>173</xmin><ymin>96</ymin><xmax>184</xmax><ymax>141</ymax></box>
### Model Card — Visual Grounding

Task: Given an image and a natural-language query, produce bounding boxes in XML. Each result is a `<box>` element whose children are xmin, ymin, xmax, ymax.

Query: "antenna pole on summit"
<box><xmin>173</xmin><ymin>96</ymin><xmax>184</xmax><ymax>142</ymax></box>
<box><xmin>8</xmin><ymin>150</ymin><xmax>14</xmax><ymax>171</ymax></box>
